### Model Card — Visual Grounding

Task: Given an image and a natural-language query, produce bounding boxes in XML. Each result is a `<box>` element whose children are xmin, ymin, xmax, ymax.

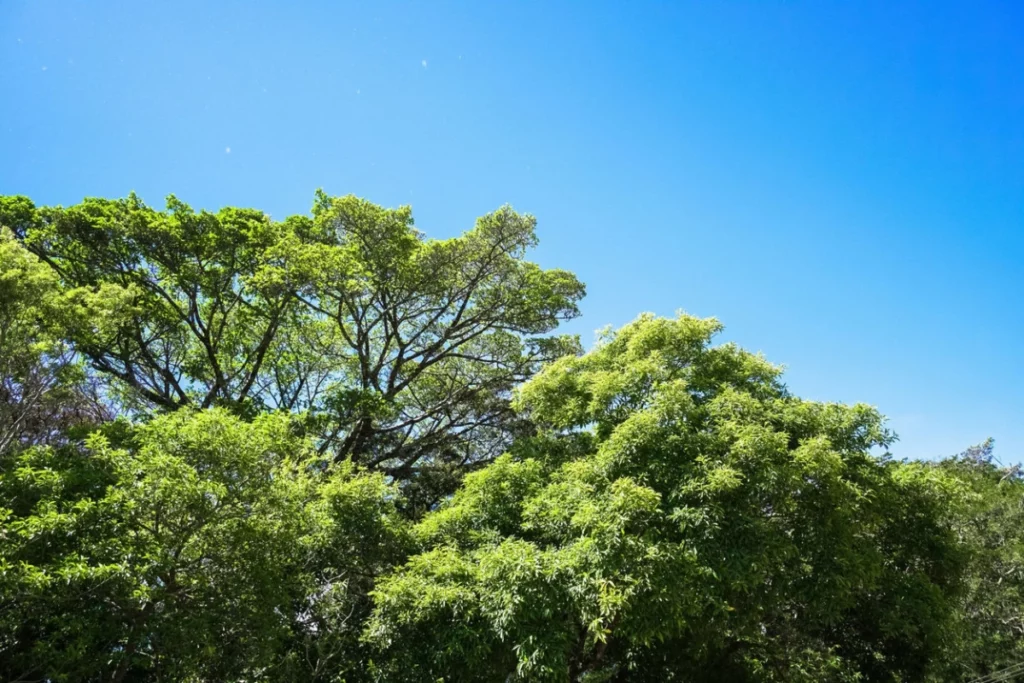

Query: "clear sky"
<box><xmin>2</xmin><ymin>1</ymin><xmax>1021</xmax><ymax>463</ymax></box>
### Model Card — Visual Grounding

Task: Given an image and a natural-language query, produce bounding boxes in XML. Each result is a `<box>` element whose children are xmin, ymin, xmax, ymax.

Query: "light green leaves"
<box><xmin>367</xmin><ymin>314</ymin><xmax>967</xmax><ymax>681</ymax></box>
<box><xmin>3</xmin><ymin>192</ymin><xmax>585</xmax><ymax>501</ymax></box>
<box><xmin>5</xmin><ymin>186</ymin><xmax>1014</xmax><ymax>681</ymax></box>
<box><xmin>0</xmin><ymin>409</ymin><xmax>408</xmax><ymax>681</ymax></box>
<box><xmin>0</xmin><ymin>225</ymin><xmax>107</xmax><ymax>456</ymax></box>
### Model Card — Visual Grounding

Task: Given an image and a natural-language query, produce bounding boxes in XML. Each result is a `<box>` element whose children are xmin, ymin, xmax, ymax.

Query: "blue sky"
<box><xmin>2</xmin><ymin>1</ymin><xmax>1021</xmax><ymax>463</ymax></box>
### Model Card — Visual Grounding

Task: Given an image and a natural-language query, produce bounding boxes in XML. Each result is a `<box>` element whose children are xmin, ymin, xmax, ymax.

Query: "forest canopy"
<box><xmin>0</xmin><ymin>193</ymin><xmax>1021</xmax><ymax>682</ymax></box>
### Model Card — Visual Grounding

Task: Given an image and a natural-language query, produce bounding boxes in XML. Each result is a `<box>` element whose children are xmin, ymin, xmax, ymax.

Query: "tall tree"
<box><xmin>290</xmin><ymin>193</ymin><xmax>584</xmax><ymax>484</ymax></box>
<box><xmin>2</xmin><ymin>193</ymin><xmax>584</xmax><ymax>491</ymax></box>
<box><xmin>367</xmin><ymin>314</ymin><xmax>966</xmax><ymax>682</ymax></box>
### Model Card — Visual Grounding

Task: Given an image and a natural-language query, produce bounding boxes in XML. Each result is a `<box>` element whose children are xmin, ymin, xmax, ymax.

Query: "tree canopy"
<box><xmin>366</xmin><ymin>314</ymin><xmax>968</xmax><ymax>681</ymax></box>
<box><xmin>2</xmin><ymin>192</ymin><xmax>584</xmax><ymax>506</ymax></box>
<box><xmin>0</xmin><ymin>408</ymin><xmax>408</xmax><ymax>682</ymax></box>
<box><xmin>0</xmin><ymin>191</ymin><xmax>1021</xmax><ymax>682</ymax></box>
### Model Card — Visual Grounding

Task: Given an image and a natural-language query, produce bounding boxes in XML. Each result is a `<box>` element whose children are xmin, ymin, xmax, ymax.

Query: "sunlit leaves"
<box><xmin>368</xmin><ymin>314</ymin><xmax>967</xmax><ymax>681</ymax></box>
<box><xmin>0</xmin><ymin>409</ymin><xmax>407</xmax><ymax>681</ymax></box>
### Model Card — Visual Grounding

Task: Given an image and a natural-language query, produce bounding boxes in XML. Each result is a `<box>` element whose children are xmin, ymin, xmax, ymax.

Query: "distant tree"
<box><xmin>367</xmin><ymin>314</ymin><xmax>966</xmax><ymax>682</ymax></box>
<box><xmin>1</xmin><ymin>193</ymin><xmax>584</xmax><ymax>496</ymax></box>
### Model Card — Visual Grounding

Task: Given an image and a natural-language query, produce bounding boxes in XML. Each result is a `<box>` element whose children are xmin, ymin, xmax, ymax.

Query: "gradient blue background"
<box><xmin>2</xmin><ymin>1</ymin><xmax>1021</xmax><ymax>463</ymax></box>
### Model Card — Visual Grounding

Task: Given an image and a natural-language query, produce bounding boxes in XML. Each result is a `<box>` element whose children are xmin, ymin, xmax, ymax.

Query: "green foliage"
<box><xmin>1</xmin><ymin>189</ymin><xmax>1020</xmax><ymax>681</ymax></box>
<box><xmin>6</xmin><ymin>193</ymin><xmax>311</xmax><ymax>413</ymax></box>
<box><xmin>930</xmin><ymin>440</ymin><xmax>1024</xmax><ymax>681</ymax></box>
<box><xmin>2</xmin><ymin>192</ymin><xmax>584</xmax><ymax>498</ymax></box>
<box><xmin>0</xmin><ymin>225</ymin><xmax>106</xmax><ymax>458</ymax></box>
<box><xmin>0</xmin><ymin>409</ymin><xmax>408</xmax><ymax>682</ymax></box>
<box><xmin>293</xmin><ymin>193</ymin><xmax>584</xmax><ymax>482</ymax></box>
<box><xmin>367</xmin><ymin>314</ymin><xmax>969</xmax><ymax>682</ymax></box>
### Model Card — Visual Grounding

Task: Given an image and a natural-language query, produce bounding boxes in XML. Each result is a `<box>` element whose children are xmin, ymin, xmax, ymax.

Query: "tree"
<box><xmin>291</xmin><ymin>193</ymin><xmax>584</xmax><ymax>491</ymax></box>
<box><xmin>0</xmin><ymin>408</ymin><xmax>409</xmax><ymax>682</ymax></box>
<box><xmin>3</xmin><ymin>193</ymin><xmax>584</xmax><ymax>496</ymax></box>
<box><xmin>367</xmin><ymin>314</ymin><xmax>966</xmax><ymax>682</ymax></box>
